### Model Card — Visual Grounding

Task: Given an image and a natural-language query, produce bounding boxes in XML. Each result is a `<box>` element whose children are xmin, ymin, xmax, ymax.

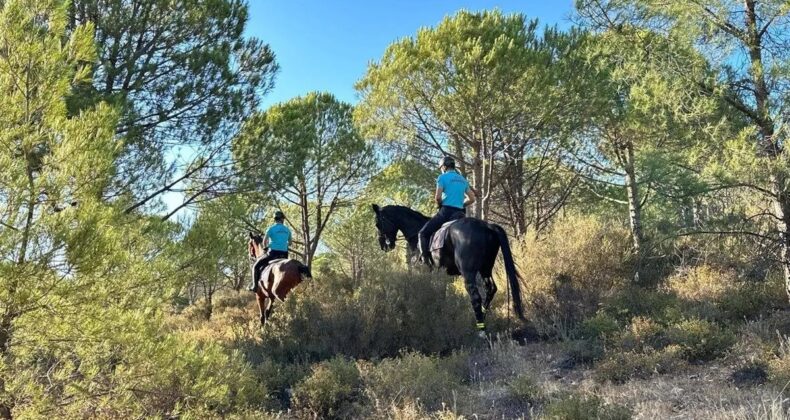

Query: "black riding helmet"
<box><xmin>439</xmin><ymin>155</ymin><xmax>455</xmax><ymax>169</ymax></box>
<box><xmin>274</xmin><ymin>210</ymin><xmax>285</xmax><ymax>221</ymax></box>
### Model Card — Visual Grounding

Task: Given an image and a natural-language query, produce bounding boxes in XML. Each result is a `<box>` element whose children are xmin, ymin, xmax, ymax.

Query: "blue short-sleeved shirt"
<box><xmin>266</xmin><ymin>223</ymin><xmax>291</xmax><ymax>252</ymax></box>
<box><xmin>437</xmin><ymin>170</ymin><xmax>469</xmax><ymax>209</ymax></box>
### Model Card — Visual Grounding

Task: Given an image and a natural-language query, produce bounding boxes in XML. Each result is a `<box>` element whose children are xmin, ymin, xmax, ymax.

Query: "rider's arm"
<box><xmin>263</xmin><ymin>232</ymin><xmax>270</xmax><ymax>249</ymax></box>
<box><xmin>463</xmin><ymin>186</ymin><xmax>476</xmax><ymax>207</ymax></box>
<box><xmin>434</xmin><ymin>186</ymin><xmax>444</xmax><ymax>208</ymax></box>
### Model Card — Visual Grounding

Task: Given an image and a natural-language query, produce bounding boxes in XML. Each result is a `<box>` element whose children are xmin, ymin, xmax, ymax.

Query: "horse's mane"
<box><xmin>382</xmin><ymin>205</ymin><xmax>429</xmax><ymax>221</ymax></box>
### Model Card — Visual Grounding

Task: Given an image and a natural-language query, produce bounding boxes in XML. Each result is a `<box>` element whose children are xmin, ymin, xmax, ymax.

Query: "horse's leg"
<box><xmin>461</xmin><ymin>269</ymin><xmax>486</xmax><ymax>334</ymax></box>
<box><xmin>479</xmin><ymin>239</ymin><xmax>499</xmax><ymax>312</ymax></box>
<box><xmin>255</xmin><ymin>292</ymin><xmax>267</xmax><ymax>326</ymax></box>
<box><xmin>482</xmin><ymin>277</ymin><xmax>497</xmax><ymax>312</ymax></box>
<box><xmin>264</xmin><ymin>298</ymin><xmax>274</xmax><ymax>320</ymax></box>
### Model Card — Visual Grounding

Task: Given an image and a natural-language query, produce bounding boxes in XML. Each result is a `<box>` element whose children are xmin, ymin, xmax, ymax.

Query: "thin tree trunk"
<box><xmin>622</xmin><ymin>141</ymin><xmax>643</xmax><ymax>281</ymax></box>
<box><xmin>472</xmin><ymin>140</ymin><xmax>483</xmax><ymax>219</ymax></box>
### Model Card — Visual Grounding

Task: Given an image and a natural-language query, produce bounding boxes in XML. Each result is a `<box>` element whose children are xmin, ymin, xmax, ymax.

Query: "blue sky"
<box><xmin>246</xmin><ymin>1</ymin><xmax>576</xmax><ymax>109</ymax></box>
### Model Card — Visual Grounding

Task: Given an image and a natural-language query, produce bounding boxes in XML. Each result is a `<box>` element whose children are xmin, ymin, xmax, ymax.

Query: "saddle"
<box><xmin>430</xmin><ymin>220</ymin><xmax>459</xmax><ymax>251</ymax></box>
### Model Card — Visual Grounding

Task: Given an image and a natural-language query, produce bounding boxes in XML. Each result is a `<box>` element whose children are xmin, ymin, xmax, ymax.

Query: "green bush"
<box><xmin>666</xmin><ymin>265</ymin><xmax>787</xmax><ymax>321</ymax></box>
<box><xmin>576</xmin><ymin>311</ymin><xmax>621</xmax><ymax>340</ymax></box>
<box><xmin>253</xmin><ymin>359</ymin><xmax>310</xmax><ymax>409</ymax></box>
<box><xmin>602</xmin><ymin>286</ymin><xmax>682</xmax><ymax>324</ymax></box>
<box><xmin>542</xmin><ymin>394</ymin><xmax>632</xmax><ymax>420</ymax></box>
<box><xmin>717</xmin><ymin>278</ymin><xmax>787</xmax><ymax>321</ymax></box>
<box><xmin>593</xmin><ymin>346</ymin><xmax>686</xmax><ymax>384</ymax></box>
<box><xmin>258</xmin><ymin>271</ymin><xmax>478</xmax><ymax>362</ymax></box>
<box><xmin>507</xmin><ymin>374</ymin><xmax>543</xmax><ymax>405</ymax></box>
<box><xmin>618</xmin><ymin>316</ymin><xmax>668</xmax><ymax>352</ymax></box>
<box><xmin>513</xmin><ymin>215</ymin><xmax>632</xmax><ymax>338</ymax></box>
<box><xmin>562</xmin><ymin>339</ymin><xmax>605</xmax><ymax>366</ymax></box>
<box><xmin>665</xmin><ymin>319</ymin><xmax>735</xmax><ymax>362</ymax></box>
<box><xmin>361</xmin><ymin>351</ymin><xmax>468</xmax><ymax>411</ymax></box>
<box><xmin>291</xmin><ymin>357</ymin><xmax>364</xmax><ymax>419</ymax></box>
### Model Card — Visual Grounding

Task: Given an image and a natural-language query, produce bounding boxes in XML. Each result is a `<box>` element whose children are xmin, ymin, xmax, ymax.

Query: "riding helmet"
<box><xmin>274</xmin><ymin>210</ymin><xmax>285</xmax><ymax>221</ymax></box>
<box><xmin>439</xmin><ymin>155</ymin><xmax>455</xmax><ymax>169</ymax></box>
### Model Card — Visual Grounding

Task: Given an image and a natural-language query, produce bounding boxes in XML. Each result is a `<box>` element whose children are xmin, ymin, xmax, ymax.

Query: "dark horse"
<box><xmin>248</xmin><ymin>232</ymin><xmax>312</xmax><ymax>325</ymax></box>
<box><xmin>371</xmin><ymin>204</ymin><xmax>524</xmax><ymax>329</ymax></box>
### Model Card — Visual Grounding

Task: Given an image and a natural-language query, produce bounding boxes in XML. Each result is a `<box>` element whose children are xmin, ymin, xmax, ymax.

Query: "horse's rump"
<box><xmin>259</xmin><ymin>258</ymin><xmax>306</xmax><ymax>302</ymax></box>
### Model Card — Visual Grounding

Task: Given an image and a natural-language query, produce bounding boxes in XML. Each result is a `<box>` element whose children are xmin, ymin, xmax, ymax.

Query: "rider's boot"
<box><xmin>476</xmin><ymin>322</ymin><xmax>487</xmax><ymax>339</ymax></box>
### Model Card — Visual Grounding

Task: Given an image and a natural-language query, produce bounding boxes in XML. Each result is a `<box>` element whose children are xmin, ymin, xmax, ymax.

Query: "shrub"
<box><xmin>576</xmin><ymin>311</ymin><xmax>621</xmax><ymax>340</ymax></box>
<box><xmin>507</xmin><ymin>374</ymin><xmax>543</xmax><ymax>404</ymax></box>
<box><xmin>514</xmin><ymin>215</ymin><xmax>632</xmax><ymax>337</ymax></box>
<box><xmin>291</xmin><ymin>357</ymin><xmax>364</xmax><ymax>419</ymax></box>
<box><xmin>253</xmin><ymin>359</ymin><xmax>310</xmax><ymax>409</ymax></box>
<box><xmin>665</xmin><ymin>265</ymin><xmax>786</xmax><ymax>321</ymax></box>
<box><xmin>717</xmin><ymin>276</ymin><xmax>787</xmax><ymax>320</ymax></box>
<box><xmin>258</xmin><ymin>271</ymin><xmax>478</xmax><ymax>363</ymax></box>
<box><xmin>362</xmin><ymin>351</ymin><xmax>468</xmax><ymax>411</ymax></box>
<box><xmin>666</xmin><ymin>265</ymin><xmax>736</xmax><ymax>302</ymax></box>
<box><xmin>542</xmin><ymin>394</ymin><xmax>632</xmax><ymax>420</ymax></box>
<box><xmin>602</xmin><ymin>286</ymin><xmax>682</xmax><ymax>324</ymax></box>
<box><xmin>593</xmin><ymin>346</ymin><xmax>685</xmax><ymax>384</ymax></box>
<box><xmin>665</xmin><ymin>319</ymin><xmax>735</xmax><ymax>362</ymax></box>
<box><xmin>618</xmin><ymin>316</ymin><xmax>668</xmax><ymax>352</ymax></box>
<box><xmin>562</xmin><ymin>339</ymin><xmax>605</xmax><ymax>366</ymax></box>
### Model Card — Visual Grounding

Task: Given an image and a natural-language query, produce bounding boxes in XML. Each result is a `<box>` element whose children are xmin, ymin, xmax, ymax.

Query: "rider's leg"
<box><xmin>418</xmin><ymin>208</ymin><xmax>451</xmax><ymax>264</ymax></box>
<box><xmin>249</xmin><ymin>255</ymin><xmax>274</xmax><ymax>292</ymax></box>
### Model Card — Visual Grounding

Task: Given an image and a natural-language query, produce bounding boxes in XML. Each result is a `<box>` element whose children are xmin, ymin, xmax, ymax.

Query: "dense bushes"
<box><xmin>361</xmin><ymin>351</ymin><xmax>468</xmax><ymax>410</ymax></box>
<box><xmin>542</xmin><ymin>394</ymin><xmax>632</xmax><ymax>420</ymax></box>
<box><xmin>514</xmin><ymin>215</ymin><xmax>632</xmax><ymax>337</ymax></box>
<box><xmin>256</xmin><ymin>271</ymin><xmax>479</xmax><ymax>362</ymax></box>
<box><xmin>292</xmin><ymin>357</ymin><xmax>364</xmax><ymax>419</ymax></box>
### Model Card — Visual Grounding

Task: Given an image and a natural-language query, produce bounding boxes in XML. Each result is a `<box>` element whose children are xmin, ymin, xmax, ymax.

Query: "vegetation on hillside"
<box><xmin>0</xmin><ymin>0</ymin><xmax>789</xmax><ymax>418</ymax></box>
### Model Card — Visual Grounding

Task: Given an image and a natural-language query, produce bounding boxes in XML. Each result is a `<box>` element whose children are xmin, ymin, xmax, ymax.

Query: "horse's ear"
<box><xmin>371</xmin><ymin>204</ymin><xmax>380</xmax><ymax>214</ymax></box>
<box><xmin>248</xmin><ymin>231</ymin><xmax>254</xmax><ymax>239</ymax></box>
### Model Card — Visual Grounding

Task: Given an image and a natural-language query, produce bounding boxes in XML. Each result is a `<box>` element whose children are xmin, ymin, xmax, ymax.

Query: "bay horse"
<box><xmin>248</xmin><ymin>232</ymin><xmax>311</xmax><ymax>325</ymax></box>
<box><xmin>371</xmin><ymin>204</ymin><xmax>525</xmax><ymax>330</ymax></box>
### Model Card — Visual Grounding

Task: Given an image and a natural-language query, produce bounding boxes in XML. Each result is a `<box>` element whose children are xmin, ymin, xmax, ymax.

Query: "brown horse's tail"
<box><xmin>492</xmin><ymin>224</ymin><xmax>525</xmax><ymax>320</ymax></box>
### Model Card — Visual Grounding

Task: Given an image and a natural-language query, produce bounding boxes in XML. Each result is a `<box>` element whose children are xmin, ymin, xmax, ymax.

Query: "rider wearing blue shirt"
<box><xmin>418</xmin><ymin>156</ymin><xmax>476</xmax><ymax>265</ymax></box>
<box><xmin>249</xmin><ymin>211</ymin><xmax>292</xmax><ymax>292</ymax></box>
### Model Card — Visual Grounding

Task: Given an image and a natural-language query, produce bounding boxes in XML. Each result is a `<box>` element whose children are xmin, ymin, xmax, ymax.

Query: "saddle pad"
<box><xmin>430</xmin><ymin>220</ymin><xmax>458</xmax><ymax>251</ymax></box>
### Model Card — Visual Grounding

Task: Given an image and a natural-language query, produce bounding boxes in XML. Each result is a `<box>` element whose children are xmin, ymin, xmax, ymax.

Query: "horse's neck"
<box><xmin>252</xmin><ymin>243</ymin><xmax>264</xmax><ymax>258</ymax></box>
<box><xmin>394</xmin><ymin>209</ymin><xmax>429</xmax><ymax>239</ymax></box>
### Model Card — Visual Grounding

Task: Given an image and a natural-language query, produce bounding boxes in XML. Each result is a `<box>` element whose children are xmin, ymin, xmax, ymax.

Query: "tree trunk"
<box><xmin>770</xmin><ymin>174</ymin><xmax>790</xmax><ymax>299</ymax></box>
<box><xmin>744</xmin><ymin>0</ymin><xmax>788</xmax><ymax>299</ymax></box>
<box><xmin>622</xmin><ymin>141</ymin><xmax>643</xmax><ymax>280</ymax></box>
<box><xmin>471</xmin><ymin>141</ymin><xmax>483</xmax><ymax>219</ymax></box>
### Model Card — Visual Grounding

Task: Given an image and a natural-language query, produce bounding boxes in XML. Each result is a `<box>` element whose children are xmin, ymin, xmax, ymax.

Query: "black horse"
<box><xmin>371</xmin><ymin>204</ymin><xmax>525</xmax><ymax>329</ymax></box>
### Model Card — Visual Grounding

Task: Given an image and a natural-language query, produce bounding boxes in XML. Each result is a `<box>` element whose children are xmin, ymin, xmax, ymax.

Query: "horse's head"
<box><xmin>371</xmin><ymin>204</ymin><xmax>397</xmax><ymax>251</ymax></box>
<box><xmin>248</xmin><ymin>231</ymin><xmax>264</xmax><ymax>258</ymax></box>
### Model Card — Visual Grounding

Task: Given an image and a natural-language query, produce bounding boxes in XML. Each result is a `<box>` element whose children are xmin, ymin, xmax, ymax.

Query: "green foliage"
<box><xmin>233</xmin><ymin>92</ymin><xmax>376</xmax><ymax>264</ymax></box>
<box><xmin>665</xmin><ymin>265</ymin><xmax>787</xmax><ymax>321</ymax></box>
<box><xmin>593</xmin><ymin>346</ymin><xmax>686</xmax><ymax>384</ymax></box>
<box><xmin>362</xmin><ymin>352</ymin><xmax>468</xmax><ymax>410</ymax></box>
<box><xmin>542</xmin><ymin>394</ymin><xmax>632</xmax><ymax>420</ymax></box>
<box><xmin>514</xmin><ymin>215</ymin><xmax>632</xmax><ymax>337</ymax></box>
<box><xmin>291</xmin><ymin>357</ymin><xmax>364</xmax><ymax>419</ymax></box>
<box><xmin>71</xmin><ymin>0</ymin><xmax>279</xmax><ymax>200</ymax></box>
<box><xmin>665</xmin><ymin>319</ymin><xmax>735</xmax><ymax>362</ymax></box>
<box><xmin>507</xmin><ymin>374</ymin><xmax>544</xmax><ymax>405</ymax></box>
<box><xmin>256</xmin><ymin>271</ymin><xmax>478</xmax><ymax>362</ymax></box>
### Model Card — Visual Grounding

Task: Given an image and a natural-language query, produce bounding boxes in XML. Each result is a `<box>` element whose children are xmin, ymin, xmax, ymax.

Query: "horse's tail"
<box><xmin>298</xmin><ymin>263</ymin><xmax>312</xmax><ymax>279</ymax></box>
<box><xmin>492</xmin><ymin>224</ymin><xmax>525</xmax><ymax>320</ymax></box>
